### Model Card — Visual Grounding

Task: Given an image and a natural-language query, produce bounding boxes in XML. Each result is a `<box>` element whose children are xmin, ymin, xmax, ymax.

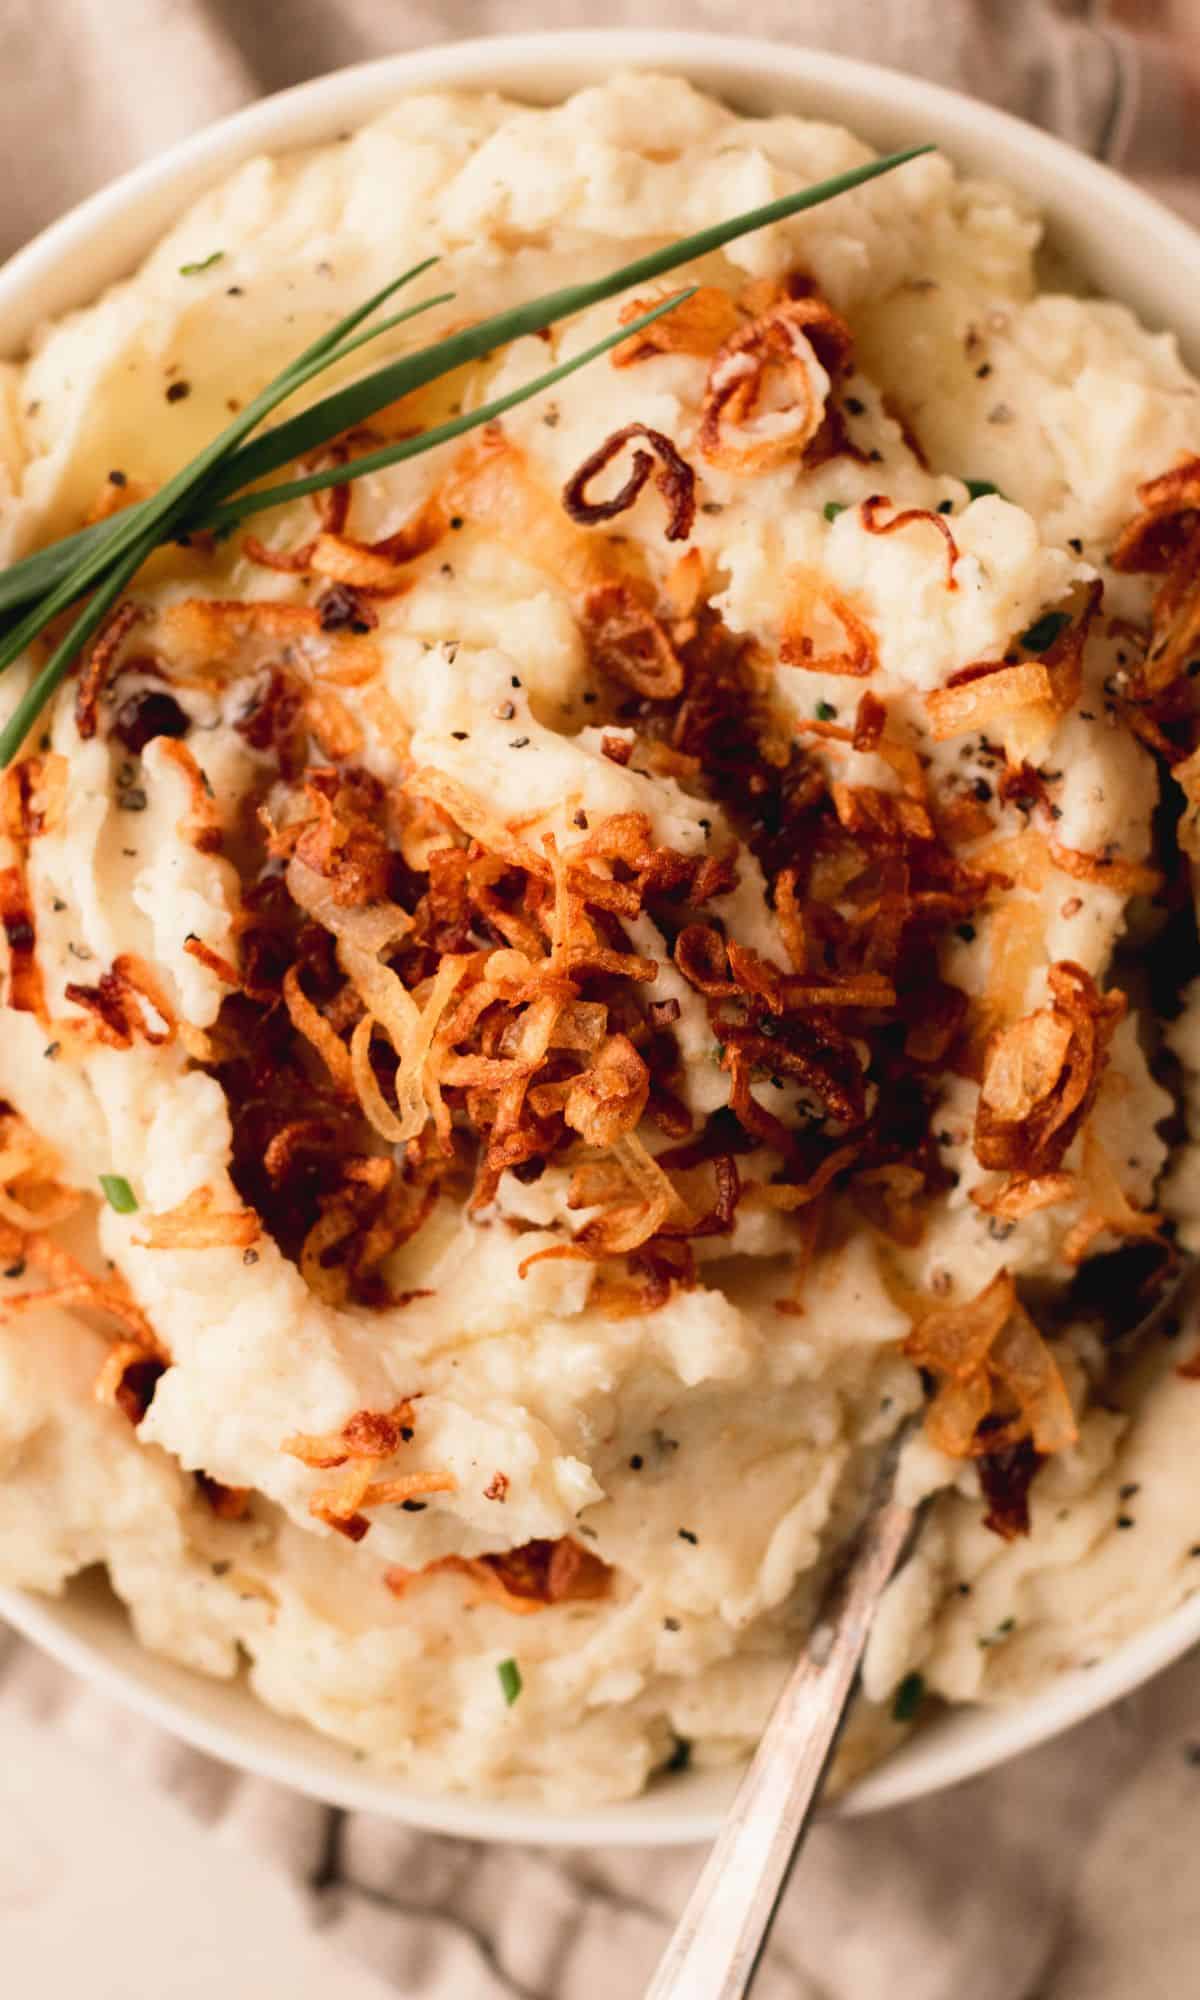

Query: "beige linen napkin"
<box><xmin>2</xmin><ymin>5</ymin><xmax>1200</xmax><ymax>1996</ymax></box>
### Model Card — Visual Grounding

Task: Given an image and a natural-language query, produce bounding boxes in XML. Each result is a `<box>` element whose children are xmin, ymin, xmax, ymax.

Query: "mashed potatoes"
<box><xmin>0</xmin><ymin>73</ymin><xmax>1199</xmax><ymax>1805</ymax></box>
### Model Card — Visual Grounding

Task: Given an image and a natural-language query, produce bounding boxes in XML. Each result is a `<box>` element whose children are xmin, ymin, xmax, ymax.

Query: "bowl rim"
<box><xmin>3</xmin><ymin>25</ymin><xmax>1200</xmax><ymax>1846</ymax></box>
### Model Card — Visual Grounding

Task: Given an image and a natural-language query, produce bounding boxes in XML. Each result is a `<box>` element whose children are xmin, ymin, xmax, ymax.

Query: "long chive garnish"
<box><xmin>0</xmin><ymin>142</ymin><xmax>930</xmax><ymax>763</ymax></box>
<box><xmin>223</xmin><ymin>146</ymin><xmax>932</xmax><ymax>495</ymax></box>
<box><xmin>201</xmin><ymin>288</ymin><xmax>698</xmax><ymax>530</ymax></box>
<box><xmin>0</xmin><ymin>264</ymin><xmax>450</xmax><ymax>634</ymax></box>
<box><xmin>0</xmin><ymin>146</ymin><xmax>928</xmax><ymax>624</ymax></box>
<box><xmin>0</xmin><ymin>289</ymin><xmax>691</xmax><ymax>766</ymax></box>
<box><xmin>0</xmin><ymin>263</ymin><xmax>449</xmax><ymax>679</ymax></box>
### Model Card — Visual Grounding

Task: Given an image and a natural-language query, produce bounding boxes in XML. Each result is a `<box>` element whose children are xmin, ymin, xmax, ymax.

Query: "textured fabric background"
<box><xmin>3</xmin><ymin>5</ymin><xmax>1200</xmax><ymax>1996</ymax></box>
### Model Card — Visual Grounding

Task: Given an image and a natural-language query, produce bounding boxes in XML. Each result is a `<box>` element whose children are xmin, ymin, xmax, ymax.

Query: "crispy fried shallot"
<box><xmin>974</xmin><ymin>962</ymin><xmax>1125</xmax><ymax>1181</ymax></box>
<box><xmin>1059</xmin><ymin>1125</ymin><xmax>1167</xmax><ymax>1266</ymax></box>
<box><xmin>584</xmin><ymin>581</ymin><xmax>685</xmax><ymax>699</ymax></box>
<box><xmin>0</xmin><ymin>865</ymin><xmax>44</xmax><ymax>1016</ymax></box>
<box><xmin>153</xmin><ymin>737</ymin><xmax>224</xmax><ymax>855</ymax></box>
<box><xmin>779</xmin><ymin>570</ymin><xmax>878</xmax><ymax>677</ymax></box>
<box><xmin>1110</xmin><ymin>455</ymin><xmax>1200</xmax><ymax>576</ymax></box>
<box><xmin>563</xmin><ymin>424</ymin><xmax>696</xmax><ymax>542</ymax></box>
<box><xmin>613</xmin><ymin>285</ymin><xmax>741</xmax><ymax>365</ymax></box>
<box><xmin>0</xmin><ymin>1121</ymin><xmax>165</xmax><ymax>1413</ymax></box>
<box><xmin>0</xmin><ymin>1219</ymin><xmax>159</xmax><ymax>1350</ymax></box>
<box><xmin>699</xmin><ymin>296</ymin><xmax>853</xmax><ymax>472</ymax></box>
<box><xmin>135</xmin><ymin>1184</ymin><xmax>260</xmax><ymax>1251</ymax></box>
<box><xmin>859</xmin><ymin>494</ymin><xmax>959</xmax><ymax>589</ymax></box>
<box><xmin>282</xmin><ymin>1397</ymin><xmax>454</xmax><ymax>1531</ymax></box>
<box><xmin>245</xmin><ymin>494</ymin><xmax>447</xmax><ymax>594</ymax></box>
<box><xmin>905</xmin><ymin>1269</ymin><xmax>1077</xmax><ymax>1474</ymax></box>
<box><xmin>926</xmin><ymin>584</ymin><xmax>1101</xmax><ymax>741</ymax></box>
<box><xmin>283</xmin><ymin>1401</ymin><xmax>417</xmax><ymax>1470</ymax></box>
<box><xmin>65</xmin><ymin>952</ymin><xmax>176</xmax><ymax>1048</ymax></box>
<box><xmin>2</xmin><ymin>755</ymin><xmax>68</xmax><ymax>841</ymax></box>
<box><xmin>75</xmin><ymin>602</ymin><xmax>143</xmax><ymax>739</ymax></box>
<box><xmin>155</xmin><ymin>597</ymin><xmax>380</xmax><ymax>688</ymax></box>
<box><xmin>385</xmin><ymin>1536</ymin><xmax>612</xmax><ymax>1613</ymax></box>
<box><xmin>183</xmin><ymin>935</ymin><xmax>241</xmax><ymax>986</ymax></box>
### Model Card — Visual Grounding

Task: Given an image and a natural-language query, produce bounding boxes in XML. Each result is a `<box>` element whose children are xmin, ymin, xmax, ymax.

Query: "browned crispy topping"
<box><xmin>266</xmin><ymin>767</ymin><xmax>393</xmax><ymax>906</ymax></box>
<box><xmin>234</xmin><ymin>668</ymin><xmax>309</xmax><ymax>780</ymax></box>
<box><xmin>926</xmin><ymin>583</ymin><xmax>1101</xmax><ymax>742</ymax></box>
<box><xmin>563</xmin><ymin>423</ymin><xmax>697</xmax><ymax>542</ymax></box>
<box><xmin>2</xmin><ymin>755</ymin><xmax>68</xmax><ymax>841</ymax></box>
<box><xmin>153</xmin><ymin>737</ymin><xmax>224</xmax><ymax>854</ymax></box>
<box><xmin>974</xmin><ymin>961</ymin><xmax>1125</xmax><ymax>1184</ymax></box>
<box><xmin>859</xmin><ymin>494</ymin><xmax>959</xmax><ymax>590</ymax></box>
<box><xmin>779</xmin><ymin>571</ymin><xmax>879</xmax><ymax>677</ymax></box>
<box><xmin>183</xmin><ymin>935</ymin><xmax>241</xmax><ymax>986</ymax></box>
<box><xmin>0</xmin><ymin>1201</ymin><xmax>161</xmax><ymax>1354</ymax></box>
<box><xmin>0</xmin><ymin>865</ymin><xmax>45</xmax><ymax>1017</ymax></box>
<box><xmin>65</xmin><ymin>952</ymin><xmax>176</xmax><ymax>1048</ymax></box>
<box><xmin>904</xmin><ymin>1269</ymin><xmax>1077</xmax><ymax>1476</ymax></box>
<box><xmin>613</xmin><ymin>285</ymin><xmax>742</xmax><ymax>366</ymax></box>
<box><xmin>1110</xmin><ymin>454</ymin><xmax>1200</xmax><ymax>575</ymax></box>
<box><xmin>282</xmin><ymin>1397</ymin><xmax>454</xmax><ymax>1535</ymax></box>
<box><xmin>243</xmin><ymin>485</ymin><xmax>447</xmax><ymax>595</ymax></box>
<box><xmin>283</xmin><ymin>1400</ymin><xmax>418</xmax><ymax>1470</ymax></box>
<box><xmin>135</xmin><ymin>1185</ymin><xmax>260</xmax><ymax>1250</ymax></box>
<box><xmin>583</xmin><ymin>581</ymin><xmax>685</xmax><ymax>699</ymax></box>
<box><xmin>385</xmin><ymin>1535</ymin><xmax>612</xmax><ymax>1613</ymax></box>
<box><xmin>75</xmin><ymin>601</ymin><xmax>143</xmax><ymax>740</ymax></box>
<box><xmin>698</xmin><ymin>296</ymin><xmax>854</xmax><ymax>472</ymax></box>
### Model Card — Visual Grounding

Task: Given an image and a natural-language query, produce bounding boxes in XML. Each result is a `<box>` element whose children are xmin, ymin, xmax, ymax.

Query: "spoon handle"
<box><xmin>645</xmin><ymin>1490</ymin><xmax>916</xmax><ymax>2000</ymax></box>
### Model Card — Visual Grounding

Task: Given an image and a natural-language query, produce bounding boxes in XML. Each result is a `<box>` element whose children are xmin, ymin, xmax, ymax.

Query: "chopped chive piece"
<box><xmin>1019</xmin><ymin>610</ymin><xmax>1071</xmax><ymax>653</ymax></box>
<box><xmin>815</xmin><ymin>701</ymin><xmax>837</xmax><ymax>721</ymax></box>
<box><xmin>180</xmin><ymin>252</ymin><xmax>224</xmax><ymax>276</ymax></box>
<box><xmin>99</xmin><ymin>1174</ymin><xmax>138</xmax><ymax>1214</ymax></box>
<box><xmin>497</xmin><ymin>1657</ymin><xmax>522</xmax><ymax>1706</ymax></box>
<box><xmin>891</xmin><ymin>1671</ymin><xmax>926</xmax><ymax>1723</ymax></box>
<box><xmin>964</xmin><ymin>478</ymin><xmax>1002</xmax><ymax>501</ymax></box>
<box><xmin>937</xmin><ymin>498</ymin><xmax>955</xmax><ymax>514</ymax></box>
<box><xmin>823</xmin><ymin>501</ymin><xmax>846</xmax><ymax>522</ymax></box>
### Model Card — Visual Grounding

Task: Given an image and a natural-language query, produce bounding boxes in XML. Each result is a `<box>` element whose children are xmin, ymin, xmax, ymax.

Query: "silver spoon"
<box><xmin>647</xmin><ymin>1257</ymin><xmax>1193</xmax><ymax>2000</ymax></box>
<box><xmin>646</xmin><ymin>1436</ymin><xmax>919</xmax><ymax>2000</ymax></box>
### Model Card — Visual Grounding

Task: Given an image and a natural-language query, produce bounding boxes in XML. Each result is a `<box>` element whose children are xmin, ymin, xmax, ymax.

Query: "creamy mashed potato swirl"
<box><xmin>0</xmin><ymin>74</ymin><xmax>1199</xmax><ymax>1804</ymax></box>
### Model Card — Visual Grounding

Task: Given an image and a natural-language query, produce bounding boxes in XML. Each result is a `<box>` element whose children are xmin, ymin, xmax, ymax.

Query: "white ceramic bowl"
<box><xmin>2</xmin><ymin>28</ymin><xmax>1199</xmax><ymax>1847</ymax></box>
